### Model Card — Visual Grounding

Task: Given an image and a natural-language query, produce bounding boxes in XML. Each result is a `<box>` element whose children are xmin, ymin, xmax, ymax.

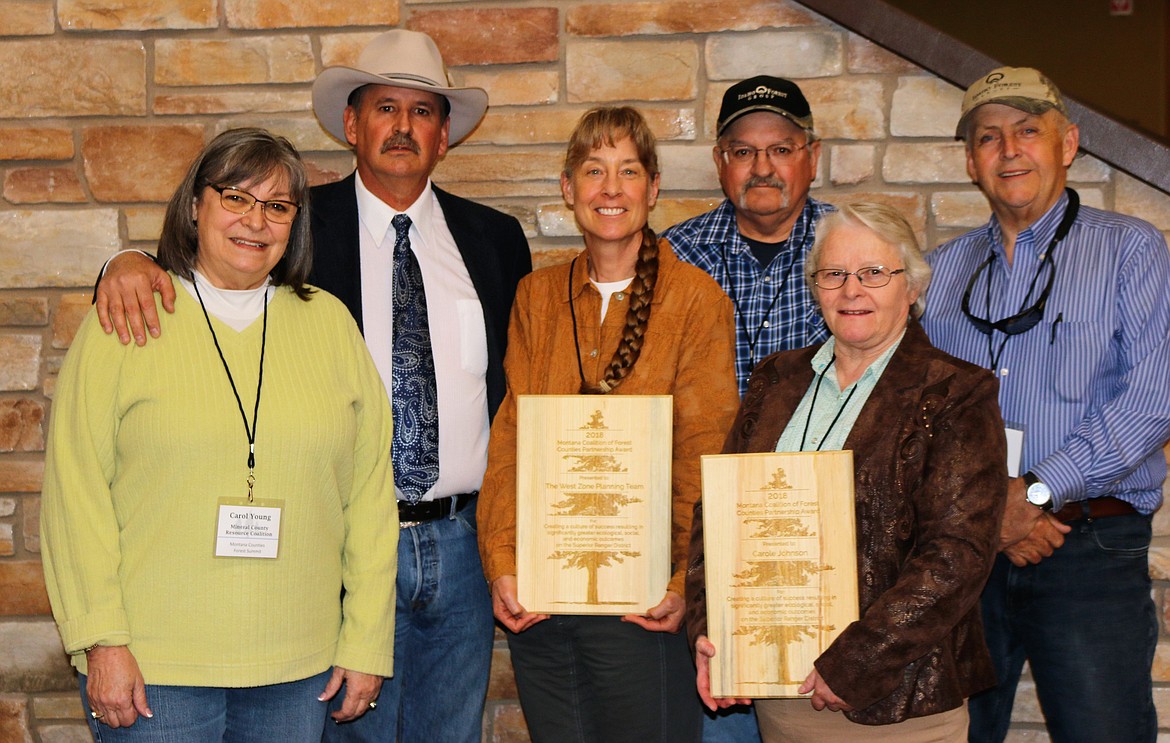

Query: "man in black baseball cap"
<box><xmin>715</xmin><ymin>75</ymin><xmax>815</xmax><ymax>135</ymax></box>
<box><xmin>664</xmin><ymin>76</ymin><xmax>832</xmax><ymax>395</ymax></box>
<box><xmin>665</xmin><ymin>75</ymin><xmax>833</xmax><ymax>743</ymax></box>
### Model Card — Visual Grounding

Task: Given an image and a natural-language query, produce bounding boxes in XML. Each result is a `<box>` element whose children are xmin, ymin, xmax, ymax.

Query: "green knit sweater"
<box><xmin>41</xmin><ymin>282</ymin><xmax>397</xmax><ymax>687</ymax></box>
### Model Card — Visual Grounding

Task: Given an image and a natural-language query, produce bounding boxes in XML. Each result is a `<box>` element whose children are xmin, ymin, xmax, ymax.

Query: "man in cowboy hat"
<box><xmin>922</xmin><ymin>66</ymin><xmax>1170</xmax><ymax>743</ymax></box>
<box><xmin>93</xmin><ymin>29</ymin><xmax>531</xmax><ymax>743</ymax></box>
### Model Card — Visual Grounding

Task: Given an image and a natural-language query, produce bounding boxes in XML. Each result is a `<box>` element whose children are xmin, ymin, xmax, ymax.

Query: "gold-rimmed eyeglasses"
<box><xmin>210</xmin><ymin>185</ymin><xmax>300</xmax><ymax>224</ymax></box>
<box><xmin>811</xmin><ymin>266</ymin><xmax>906</xmax><ymax>290</ymax></box>
<box><xmin>719</xmin><ymin>142</ymin><xmax>810</xmax><ymax>166</ymax></box>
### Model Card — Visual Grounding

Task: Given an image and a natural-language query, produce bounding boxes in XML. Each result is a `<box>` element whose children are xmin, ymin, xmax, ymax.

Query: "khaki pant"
<box><xmin>756</xmin><ymin>699</ymin><xmax>968</xmax><ymax>743</ymax></box>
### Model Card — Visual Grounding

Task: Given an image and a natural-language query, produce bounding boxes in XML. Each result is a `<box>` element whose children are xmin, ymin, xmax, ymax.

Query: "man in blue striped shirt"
<box><xmin>922</xmin><ymin>67</ymin><xmax>1170</xmax><ymax>743</ymax></box>
<box><xmin>663</xmin><ymin>77</ymin><xmax>833</xmax><ymax>397</ymax></box>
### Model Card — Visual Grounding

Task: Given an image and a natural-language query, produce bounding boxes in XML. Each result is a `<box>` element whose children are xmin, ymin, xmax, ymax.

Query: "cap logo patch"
<box><xmin>738</xmin><ymin>85</ymin><xmax>788</xmax><ymax>102</ymax></box>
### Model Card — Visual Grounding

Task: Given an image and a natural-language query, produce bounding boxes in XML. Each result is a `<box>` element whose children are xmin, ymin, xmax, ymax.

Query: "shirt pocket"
<box><xmin>457</xmin><ymin>299</ymin><xmax>489</xmax><ymax>377</ymax></box>
<box><xmin>1048</xmin><ymin>319</ymin><xmax>1110</xmax><ymax>402</ymax></box>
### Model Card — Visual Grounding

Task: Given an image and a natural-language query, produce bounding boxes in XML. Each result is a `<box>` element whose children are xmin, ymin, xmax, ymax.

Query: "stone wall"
<box><xmin>2</xmin><ymin>1</ymin><xmax>1169</xmax><ymax>742</ymax></box>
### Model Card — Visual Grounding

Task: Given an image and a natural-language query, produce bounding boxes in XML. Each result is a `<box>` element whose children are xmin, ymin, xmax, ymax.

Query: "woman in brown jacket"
<box><xmin>687</xmin><ymin>202</ymin><xmax>1007</xmax><ymax>742</ymax></box>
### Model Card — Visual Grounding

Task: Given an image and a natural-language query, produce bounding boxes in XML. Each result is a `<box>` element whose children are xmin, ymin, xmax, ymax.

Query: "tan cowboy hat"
<box><xmin>312</xmin><ymin>30</ymin><xmax>488</xmax><ymax>145</ymax></box>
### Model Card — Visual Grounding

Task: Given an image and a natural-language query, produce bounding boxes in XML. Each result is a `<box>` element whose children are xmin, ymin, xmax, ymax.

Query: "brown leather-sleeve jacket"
<box><xmin>686</xmin><ymin>320</ymin><xmax>1007</xmax><ymax>725</ymax></box>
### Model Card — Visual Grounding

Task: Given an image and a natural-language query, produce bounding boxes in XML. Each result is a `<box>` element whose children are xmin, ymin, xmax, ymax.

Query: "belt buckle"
<box><xmin>399</xmin><ymin>519</ymin><xmax>423</xmax><ymax>529</ymax></box>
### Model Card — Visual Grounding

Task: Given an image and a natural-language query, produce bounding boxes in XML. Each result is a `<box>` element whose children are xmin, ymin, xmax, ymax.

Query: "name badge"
<box><xmin>214</xmin><ymin>498</ymin><xmax>283</xmax><ymax>559</ymax></box>
<box><xmin>1004</xmin><ymin>425</ymin><xmax>1024</xmax><ymax>479</ymax></box>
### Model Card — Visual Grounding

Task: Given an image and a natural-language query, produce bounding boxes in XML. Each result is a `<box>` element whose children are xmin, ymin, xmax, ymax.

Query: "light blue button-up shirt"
<box><xmin>774</xmin><ymin>334</ymin><xmax>904</xmax><ymax>454</ymax></box>
<box><xmin>921</xmin><ymin>191</ymin><xmax>1170</xmax><ymax>513</ymax></box>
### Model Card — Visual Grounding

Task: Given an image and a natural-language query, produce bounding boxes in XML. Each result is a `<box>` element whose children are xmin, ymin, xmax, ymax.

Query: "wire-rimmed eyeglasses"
<box><xmin>719</xmin><ymin>142</ymin><xmax>810</xmax><ymax>166</ymax></box>
<box><xmin>210</xmin><ymin>185</ymin><xmax>300</xmax><ymax>224</ymax></box>
<box><xmin>811</xmin><ymin>266</ymin><xmax>906</xmax><ymax>290</ymax></box>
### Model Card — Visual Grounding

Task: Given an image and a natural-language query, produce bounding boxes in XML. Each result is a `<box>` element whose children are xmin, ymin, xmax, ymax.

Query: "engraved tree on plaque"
<box><xmin>519</xmin><ymin>396</ymin><xmax>672</xmax><ymax>615</ymax></box>
<box><xmin>582</xmin><ymin>409</ymin><xmax>606</xmax><ymax>429</ymax></box>
<box><xmin>549</xmin><ymin>482</ymin><xmax>645</xmax><ymax>605</ymax></box>
<box><xmin>744</xmin><ymin>517</ymin><xmax>811</xmax><ymax>539</ymax></box>
<box><xmin>702</xmin><ymin>452</ymin><xmax>857</xmax><ymax>697</ymax></box>
<box><xmin>557</xmin><ymin>444</ymin><xmax>633</xmax><ymax>514</ymax></box>
<box><xmin>548</xmin><ymin>548</ymin><xmax>643</xmax><ymax>604</ymax></box>
<box><xmin>735</xmin><ymin>467</ymin><xmax>838</xmax><ymax>683</ymax></box>
<box><xmin>552</xmin><ymin>491</ymin><xmax>642</xmax><ymax>516</ymax></box>
<box><xmin>547</xmin><ymin>409</ymin><xmax>645</xmax><ymax>605</ymax></box>
<box><xmin>564</xmin><ymin>454</ymin><xmax>628</xmax><ymax>473</ymax></box>
<box><xmin>732</xmin><ymin>559</ymin><xmax>837</xmax><ymax>681</ymax></box>
<box><xmin>733</xmin><ymin>559</ymin><xmax>826</xmax><ymax>586</ymax></box>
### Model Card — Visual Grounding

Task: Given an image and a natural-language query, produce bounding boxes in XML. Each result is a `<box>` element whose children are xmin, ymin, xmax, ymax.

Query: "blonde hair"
<box><xmin>563</xmin><ymin>106</ymin><xmax>659</xmax><ymax>180</ymax></box>
<box><xmin>564</xmin><ymin>107</ymin><xmax>660</xmax><ymax>393</ymax></box>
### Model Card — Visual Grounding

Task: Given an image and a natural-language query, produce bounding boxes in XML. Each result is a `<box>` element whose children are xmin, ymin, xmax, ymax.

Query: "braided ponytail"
<box><xmin>583</xmin><ymin>225</ymin><xmax>659</xmax><ymax>394</ymax></box>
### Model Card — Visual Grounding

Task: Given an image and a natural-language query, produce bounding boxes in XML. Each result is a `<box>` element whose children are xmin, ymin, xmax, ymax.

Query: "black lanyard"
<box><xmin>192</xmin><ymin>281</ymin><xmax>269</xmax><ymax>502</ymax></box>
<box><xmin>568</xmin><ymin>256</ymin><xmax>592</xmax><ymax>392</ymax></box>
<box><xmin>962</xmin><ymin>189</ymin><xmax>1080</xmax><ymax>371</ymax></box>
<box><xmin>799</xmin><ymin>356</ymin><xmax>857</xmax><ymax>452</ymax></box>
<box><xmin>721</xmin><ymin>239</ymin><xmax>800</xmax><ymax>370</ymax></box>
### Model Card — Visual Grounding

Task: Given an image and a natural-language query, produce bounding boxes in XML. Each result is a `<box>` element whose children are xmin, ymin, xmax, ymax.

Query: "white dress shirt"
<box><xmin>355</xmin><ymin>173</ymin><xmax>490</xmax><ymax>502</ymax></box>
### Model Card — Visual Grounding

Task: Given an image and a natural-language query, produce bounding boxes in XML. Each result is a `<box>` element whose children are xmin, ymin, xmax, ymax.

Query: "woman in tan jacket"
<box><xmin>478</xmin><ymin>107</ymin><xmax>739</xmax><ymax>743</ymax></box>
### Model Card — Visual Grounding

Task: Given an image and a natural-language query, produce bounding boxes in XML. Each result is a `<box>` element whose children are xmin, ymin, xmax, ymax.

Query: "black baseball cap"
<box><xmin>717</xmin><ymin>76</ymin><xmax>815</xmax><ymax>137</ymax></box>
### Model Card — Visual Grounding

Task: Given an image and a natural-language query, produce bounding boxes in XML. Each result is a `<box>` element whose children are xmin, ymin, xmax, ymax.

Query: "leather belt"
<box><xmin>398</xmin><ymin>492</ymin><xmax>474</xmax><ymax>528</ymax></box>
<box><xmin>1052</xmin><ymin>496</ymin><xmax>1136</xmax><ymax>523</ymax></box>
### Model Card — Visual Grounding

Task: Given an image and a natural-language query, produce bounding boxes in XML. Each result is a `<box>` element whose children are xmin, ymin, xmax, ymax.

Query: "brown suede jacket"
<box><xmin>686</xmin><ymin>320</ymin><xmax>1007</xmax><ymax>725</ymax></box>
<box><xmin>480</xmin><ymin>239</ymin><xmax>740</xmax><ymax>599</ymax></box>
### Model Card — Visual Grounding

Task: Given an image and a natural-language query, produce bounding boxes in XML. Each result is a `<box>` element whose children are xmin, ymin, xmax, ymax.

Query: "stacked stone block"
<box><xmin>2</xmin><ymin>1</ymin><xmax>1169</xmax><ymax>741</ymax></box>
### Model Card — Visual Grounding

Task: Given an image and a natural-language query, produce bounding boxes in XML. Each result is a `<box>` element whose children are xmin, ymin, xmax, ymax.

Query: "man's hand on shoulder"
<box><xmin>96</xmin><ymin>252</ymin><xmax>176</xmax><ymax>346</ymax></box>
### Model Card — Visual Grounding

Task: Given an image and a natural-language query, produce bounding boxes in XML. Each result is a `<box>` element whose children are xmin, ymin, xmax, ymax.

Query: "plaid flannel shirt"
<box><xmin>663</xmin><ymin>197</ymin><xmax>833</xmax><ymax>394</ymax></box>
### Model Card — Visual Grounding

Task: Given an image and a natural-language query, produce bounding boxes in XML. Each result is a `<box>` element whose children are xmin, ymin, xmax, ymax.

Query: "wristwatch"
<box><xmin>1023</xmin><ymin>472</ymin><xmax>1053</xmax><ymax>511</ymax></box>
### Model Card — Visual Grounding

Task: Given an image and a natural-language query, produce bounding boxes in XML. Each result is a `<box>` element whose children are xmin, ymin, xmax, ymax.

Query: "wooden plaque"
<box><xmin>701</xmin><ymin>451</ymin><xmax>858</xmax><ymax>698</ymax></box>
<box><xmin>516</xmin><ymin>395</ymin><xmax>672</xmax><ymax>615</ymax></box>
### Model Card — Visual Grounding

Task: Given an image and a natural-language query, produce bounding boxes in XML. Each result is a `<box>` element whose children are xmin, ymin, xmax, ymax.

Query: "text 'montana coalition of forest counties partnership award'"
<box><xmin>516</xmin><ymin>395</ymin><xmax>672</xmax><ymax>614</ymax></box>
<box><xmin>702</xmin><ymin>450</ymin><xmax>858</xmax><ymax>697</ymax></box>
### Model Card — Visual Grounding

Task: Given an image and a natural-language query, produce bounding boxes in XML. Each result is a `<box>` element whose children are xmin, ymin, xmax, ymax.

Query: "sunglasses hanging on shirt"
<box><xmin>960</xmin><ymin>188</ymin><xmax>1080</xmax><ymax>337</ymax></box>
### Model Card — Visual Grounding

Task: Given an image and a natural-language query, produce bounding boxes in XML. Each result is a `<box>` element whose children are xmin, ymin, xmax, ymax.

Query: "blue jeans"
<box><xmin>701</xmin><ymin>704</ymin><xmax>761</xmax><ymax>743</ymax></box>
<box><xmin>324</xmin><ymin>498</ymin><xmax>494</xmax><ymax>743</ymax></box>
<box><xmin>80</xmin><ymin>668</ymin><xmax>331</xmax><ymax>742</ymax></box>
<box><xmin>968</xmin><ymin>512</ymin><xmax>1157</xmax><ymax>743</ymax></box>
<box><xmin>506</xmin><ymin>614</ymin><xmax>702</xmax><ymax>743</ymax></box>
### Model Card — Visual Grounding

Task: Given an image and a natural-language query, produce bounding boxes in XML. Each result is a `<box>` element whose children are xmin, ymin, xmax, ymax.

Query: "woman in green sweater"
<box><xmin>41</xmin><ymin>128</ymin><xmax>397</xmax><ymax>741</ymax></box>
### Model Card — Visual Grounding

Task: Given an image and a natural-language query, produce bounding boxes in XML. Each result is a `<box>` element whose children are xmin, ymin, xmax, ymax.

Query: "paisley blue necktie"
<box><xmin>391</xmin><ymin>214</ymin><xmax>439</xmax><ymax>503</ymax></box>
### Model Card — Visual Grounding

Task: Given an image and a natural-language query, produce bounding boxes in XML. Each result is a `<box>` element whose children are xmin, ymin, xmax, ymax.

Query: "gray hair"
<box><xmin>716</xmin><ymin>120</ymin><xmax>819</xmax><ymax>148</ymax></box>
<box><xmin>962</xmin><ymin>105</ymin><xmax>1072</xmax><ymax>148</ymax></box>
<box><xmin>158</xmin><ymin>127</ymin><xmax>313</xmax><ymax>300</ymax></box>
<box><xmin>807</xmin><ymin>201</ymin><xmax>932</xmax><ymax>318</ymax></box>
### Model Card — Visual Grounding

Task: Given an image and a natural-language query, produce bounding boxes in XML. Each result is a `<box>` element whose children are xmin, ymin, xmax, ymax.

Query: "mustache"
<box><xmin>379</xmin><ymin>133</ymin><xmax>420</xmax><ymax>154</ymax></box>
<box><xmin>744</xmin><ymin>176</ymin><xmax>785</xmax><ymax>189</ymax></box>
